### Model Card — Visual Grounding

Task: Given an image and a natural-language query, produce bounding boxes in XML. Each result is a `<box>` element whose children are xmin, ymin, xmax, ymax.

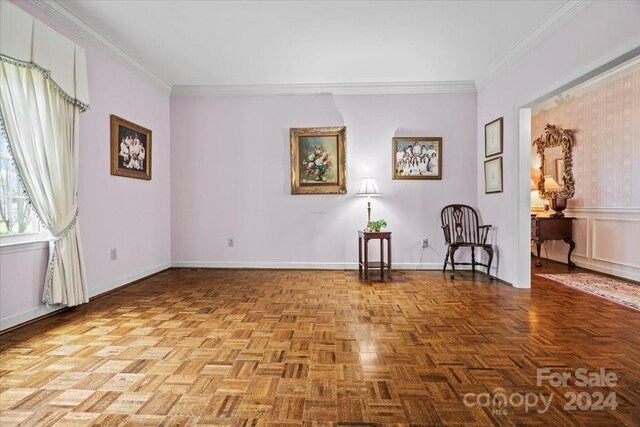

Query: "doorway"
<box><xmin>514</xmin><ymin>48</ymin><xmax>640</xmax><ymax>290</ymax></box>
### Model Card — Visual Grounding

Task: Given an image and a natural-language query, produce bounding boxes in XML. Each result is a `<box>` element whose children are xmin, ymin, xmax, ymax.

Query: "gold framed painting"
<box><xmin>290</xmin><ymin>126</ymin><xmax>347</xmax><ymax>195</ymax></box>
<box><xmin>484</xmin><ymin>117</ymin><xmax>503</xmax><ymax>157</ymax></box>
<box><xmin>110</xmin><ymin>115</ymin><xmax>152</xmax><ymax>180</ymax></box>
<box><xmin>392</xmin><ymin>137</ymin><xmax>442</xmax><ymax>180</ymax></box>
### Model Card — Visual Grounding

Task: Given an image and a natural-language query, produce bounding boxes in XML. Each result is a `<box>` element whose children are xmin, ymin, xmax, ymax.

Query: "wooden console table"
<box><xmin>531</xmin><ymin>216</ymin><xmax>576</xmax><ymax>268</ymax></box>
<box><xmin>358</xmin><ymin>231</ymin><xmax>392</xmax><ymax>280</ymax></box>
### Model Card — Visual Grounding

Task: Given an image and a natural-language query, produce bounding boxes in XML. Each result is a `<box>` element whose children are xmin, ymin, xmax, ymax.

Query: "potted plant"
<box><xmin>368</xmin><ymin>219</ymin><xmax>387</xmax><ymax>232</ymax></box>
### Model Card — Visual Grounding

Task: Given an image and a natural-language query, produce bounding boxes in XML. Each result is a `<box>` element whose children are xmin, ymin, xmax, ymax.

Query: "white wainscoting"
<box><xmin>570</xmin><ymin>216</ymin><xmax>589</xmax><ymax>258</ymax></box>
<box><xmin>534</xmin><ymin>208</ymin><xmax>640</xmax><ymax>281</ymax></box>
<box><xmin>592</xmin><ymin>218</ymin><xmax>640</xmax><ymax>269</ymax></box>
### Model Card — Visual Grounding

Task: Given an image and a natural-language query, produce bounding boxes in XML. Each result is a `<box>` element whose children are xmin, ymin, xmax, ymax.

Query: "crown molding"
<box><xmin>28</xmin><ymin>0</ymin><xmax>172</xmax><ymax>94</ymax></box>
<box><xmin>171</xmin><ymin>81</ymin><xmax>477</xmax><ymax>97</ymax></box>
<box><xmin>476</xmin><ymin>0</ymin><xmax>592</xmax><ymax>90</ymax></box>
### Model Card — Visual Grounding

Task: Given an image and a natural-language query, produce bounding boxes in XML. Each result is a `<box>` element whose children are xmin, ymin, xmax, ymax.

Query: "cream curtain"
<box><xmin>0</xmin><ymin>58</ymin><xmax>89</xmax><ymax>306</ymax></box>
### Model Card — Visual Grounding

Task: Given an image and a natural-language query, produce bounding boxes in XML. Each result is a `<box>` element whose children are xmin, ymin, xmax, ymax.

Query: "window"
<box><xmin>0</xmin><ymin>133</ymin><xmax>40</xmax><ymax>237</ymax></box>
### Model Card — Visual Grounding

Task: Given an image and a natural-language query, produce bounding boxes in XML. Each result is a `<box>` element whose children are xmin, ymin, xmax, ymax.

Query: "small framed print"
<box><xmin>484</xmin><ymin>117</ymin><xmax>503</xmax><ymax>157</ymax></box>
<box><xmin>110</xmin><ymin>115</ymin><xmax>152</xmax><ymax>180</ymax></box>
<box><xmin>484</xmin><ymin>157</ymin><xmax>503</xmax><ymax>194</ymax></box>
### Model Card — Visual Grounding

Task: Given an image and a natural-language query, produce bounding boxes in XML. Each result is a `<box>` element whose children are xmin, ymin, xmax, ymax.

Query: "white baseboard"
<box><xmin>0</xmin><ymin>304</ymin><xmax>66</xmax><ymax>332</ymax></box>
<box><xmin>540</xmin><ymin>254</ymin><xmax>640</xmax><ymax>282</ymax></box>
<box><xmin>0</xmin><ymin>262</ymin><xmax>171</xmax><ymax>332</ymax></box>
<box><xmin>171</xmin><ymin>261</ymin><xmax>477</xmax><ymax>271</ymax></box>
<box><xmin>172</xmin><ymin>261</ymin><xmax>359</xmax><ymax>269</ymax></box>
<box><xmin>174</xmin><ymin>261</ymin><xmax>332</xmax><ymax>269</ymax></box>
<box><xmin>89</xmin><ymin>262</ymin><xmax>171</xmax><ymax>298</ymax></box>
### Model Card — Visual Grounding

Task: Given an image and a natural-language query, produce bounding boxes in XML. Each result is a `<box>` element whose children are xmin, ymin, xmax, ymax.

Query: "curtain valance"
<box><xmin>0</xmin><ymin>1</ymin><xmax>89</xmax><ymax>107</ymax></box>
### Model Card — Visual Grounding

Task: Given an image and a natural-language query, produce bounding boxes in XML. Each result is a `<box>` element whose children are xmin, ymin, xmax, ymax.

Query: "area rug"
<box><xmin>537</xmin><ymin>273</ymin><xmax>640</xmax><ymax>311</ymax></box>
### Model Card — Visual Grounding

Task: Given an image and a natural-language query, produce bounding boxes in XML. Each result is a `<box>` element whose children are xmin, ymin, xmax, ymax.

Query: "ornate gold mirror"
<box><xmin>533</xmin><ymin>124</ymin><xmax>575</xmax><ymax>200</ymax></box>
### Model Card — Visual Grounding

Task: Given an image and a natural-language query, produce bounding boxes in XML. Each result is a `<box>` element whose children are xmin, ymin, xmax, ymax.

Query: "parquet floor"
<box><xmin>1</xmin><ymin>264</ymin><xmax>639</xmax><ymax>426</ymax></box>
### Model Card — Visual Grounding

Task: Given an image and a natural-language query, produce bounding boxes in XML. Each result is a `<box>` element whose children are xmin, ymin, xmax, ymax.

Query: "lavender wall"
<box><xmin>476</xmin><ymin>1</ymin><xmax>640</xmax><ymax>285</ymax></box>
<box><xmin>171</xmin><ymin>93</ymin><xmax>477</xmax><ymax>268</ymax></box>
<box><xmin>0</xmin><ymin>2</ymin><xmax>171</xmax><ymax>328</ymax></box>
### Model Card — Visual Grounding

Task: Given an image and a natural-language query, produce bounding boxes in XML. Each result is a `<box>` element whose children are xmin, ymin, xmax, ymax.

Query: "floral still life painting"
<box><xmin>301</xmin><ymin>138</ymin><xmax>337</xmax><ymax>184</ymax></box>
<box><xmin>290</xmin><ymin>127</ymin><xmax>346</xmax><ymax>194</ymax></box>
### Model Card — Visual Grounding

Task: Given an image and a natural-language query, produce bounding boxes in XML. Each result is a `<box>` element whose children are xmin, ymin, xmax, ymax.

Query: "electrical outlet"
<box><xmin>227</xmin><ymin>238</ymin><xmax>234</xmax><ymax>247</ymax></box>
<box><xmin>110</xmin><ymin>248</ymin><xmax>117</xmax><ymax>260</ymax></box>
<box><xmin>422</xmin><ymin>239</ymin><xmax>429</xmax><ymax>248</ymax></box>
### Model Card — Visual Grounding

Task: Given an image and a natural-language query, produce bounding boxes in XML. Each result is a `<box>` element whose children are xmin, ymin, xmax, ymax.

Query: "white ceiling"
<box><xmin>56</xmin><ymin>0</ymin><xmax>567</xmax><ymax>88</ymax></box>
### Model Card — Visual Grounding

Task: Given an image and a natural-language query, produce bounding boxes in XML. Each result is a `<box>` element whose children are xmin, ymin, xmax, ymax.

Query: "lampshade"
<box><xmin>543</xmin><ymin>175</ymin><xmax>561</xmax><ymax>190</ymax></box>
<box><xmin>357</xmin><ymin>177</ymin><xmax>380</xmax><ymax>196</ymax></box>
<box><xmin>531</xmin><ymin>168</ymin><xmax>542</xmax><ymax>190</ymax></box>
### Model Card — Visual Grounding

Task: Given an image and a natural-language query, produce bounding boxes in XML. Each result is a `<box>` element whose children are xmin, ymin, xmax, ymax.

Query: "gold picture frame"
<box><xmin>110</xmin><ymin>115</ymin><xmax>152</xmax><ymax>180</ymax></box>
<box><xmin>290</xmin><ymin>126</ymin><xmax>346</xmax><ymax>195</ymax></box>
<box><xmin>533</xmin><ymin>124</ymin><xmax>575</xmax><ymax>200</ymax></box>
<box><xmin>392</xmin><ymin>137</ymin><xmax>442</xmax><ymax>180</ymax></box>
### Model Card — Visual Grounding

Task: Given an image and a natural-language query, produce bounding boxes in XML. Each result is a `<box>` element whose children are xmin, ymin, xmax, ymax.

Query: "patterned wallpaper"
<box><xmin>531</xmin><ymin>68</ymin><xmax>640</xmax><ymax>208</ymax></box>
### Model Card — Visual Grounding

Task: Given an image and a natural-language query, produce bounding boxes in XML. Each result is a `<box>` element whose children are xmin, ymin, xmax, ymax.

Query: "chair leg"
<box><xmin>449</xmin><ymin>246</ymin><xmax>458</xmax><ymax>280</ymax></box>
<box><xmin>484</xmin><ymin>246</ymin><xmax>494</xmax><ymax>281</ymax></box>
<box><xmin>471</xmin><ymin>247</ymin><xmax>476</xmax><ymax>273</ymax></box>
<box><xmin>442</xmin><ymin>248</ymin><xmax>449</xmax><ymax>273</ymax></box>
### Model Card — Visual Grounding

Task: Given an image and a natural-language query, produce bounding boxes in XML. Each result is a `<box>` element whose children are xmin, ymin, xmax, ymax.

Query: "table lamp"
<box><xmin>544</xmin><ymin>175</ymin><xmax>566</xmax><ymax>217</ymax></box>
<box><xmin>357</xmin><ymin>177</ymin><xmax>380</xmax><ymax>231</ymax></box>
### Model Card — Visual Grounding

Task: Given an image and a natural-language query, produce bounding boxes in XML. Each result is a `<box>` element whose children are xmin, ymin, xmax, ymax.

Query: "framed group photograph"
<box><xmin>484</xmin><ymin>117</ymin><xmax>503</xmax><ymax>157</ymax></box>
<box><xmin>290</xmin><ymin>126</ymin><xmax>346</xmax><ymax>195</ymax></box>
<box><xmin>392</xmin><ymin>137</ymin><xmax>442</xmax><ymax>180</ymax></box>
<box><xmin>110</xmin><ymin>115</ymin><xmax>152</xmax><ymax>180</ymax></box>
<box><xmin>484</xmin><ymin>157</ymin><xmax>503</xmax><ymax>193</ymax></box>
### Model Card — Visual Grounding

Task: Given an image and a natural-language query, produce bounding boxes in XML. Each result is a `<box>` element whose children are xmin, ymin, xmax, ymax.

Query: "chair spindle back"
<box><xmin>440</xmin><ymin>205</ymin><xmax>481</xmax><ymax>245</ymax></box>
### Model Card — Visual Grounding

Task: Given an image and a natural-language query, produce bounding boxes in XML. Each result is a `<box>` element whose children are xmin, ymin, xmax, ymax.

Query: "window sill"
<box><xmin>0</xmin><ymin>233</ymin><xmax>49</xmax><ymax>254</ymax></box>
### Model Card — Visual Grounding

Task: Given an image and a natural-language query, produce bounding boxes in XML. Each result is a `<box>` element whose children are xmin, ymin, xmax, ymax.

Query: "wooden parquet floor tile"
<box><xmin>1</xmin><ymin>263</ymin><xmax>639</xmax><ymax>426</ymax></box>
